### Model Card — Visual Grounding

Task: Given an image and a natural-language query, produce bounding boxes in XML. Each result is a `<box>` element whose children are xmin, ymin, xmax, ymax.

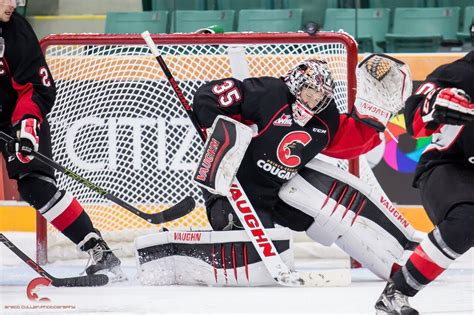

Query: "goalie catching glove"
<box><xmin>8</xmin><ymin>117</ymin><xmax>40</xmax><ymax>164</ymax></box>
<box><xmin>193</xmin><ymin>115</ymin><xmax>253</xmax><ymax>196</ymax></box>
<box><xmin>353</xmin><ymin>54</ymin><xmax>413</xmax><ymax>132</ymax></box>
<box><xmin>423</xmin><ymin>87</ymin><xmax>474</xmax><ymax>125</ymax></box>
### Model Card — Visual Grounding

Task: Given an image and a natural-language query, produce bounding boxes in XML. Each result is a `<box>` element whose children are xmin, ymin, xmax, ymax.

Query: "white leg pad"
<box><xmin>279</xmin><ymin>158</ymin><xmax>421</xmax><ymax>279</ymax></box>
<box><xmin>134</xmin><ymin>228</ymin><xmax>295</xmax><ymax>286</ymax></box>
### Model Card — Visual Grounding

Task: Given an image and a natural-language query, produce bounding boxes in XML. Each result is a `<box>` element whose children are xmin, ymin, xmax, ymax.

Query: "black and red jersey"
<box><xmin>193</xmin><ymin>76</ymin><xmax>380</xmax><ymax>209</ymax></box>
<box><xmin>404</xmin><ymin>51</ymin><xmax>474</xmax><ymax>187</ymax></box>
<box><xmin>0</xmin><ymin>12</ymin><xmax>55</xmax><ymax>126</ymax></box>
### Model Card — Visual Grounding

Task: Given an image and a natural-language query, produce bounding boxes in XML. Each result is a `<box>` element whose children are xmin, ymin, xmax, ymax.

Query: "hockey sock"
<box><xmin>393</xmin><ymin>204</ymin><xmax>474</xmax><ymax>296</ymax></box>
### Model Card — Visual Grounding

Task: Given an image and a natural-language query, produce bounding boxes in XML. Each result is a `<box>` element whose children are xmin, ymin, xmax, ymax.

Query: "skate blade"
<box><xmin>375</xmin><ymin>307</ymin><xmax>391</xmax><ymax>315</ymax></box>
<box><xmin>96</xmin><ymin>266</ymin><xmax>128</xmax><ymax>283</ymax></box>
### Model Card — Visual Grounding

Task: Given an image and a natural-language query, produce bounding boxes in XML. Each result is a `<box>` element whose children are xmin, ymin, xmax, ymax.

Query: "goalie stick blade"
<box><xmin>51</xmin><ymin>274</ymin><xmax>109</xmax><ymax>287</ymax></box>
<box><xmin>144</xmin><ymin>196</ymin><xmax>196</xmax><ymax>224</ymax></box>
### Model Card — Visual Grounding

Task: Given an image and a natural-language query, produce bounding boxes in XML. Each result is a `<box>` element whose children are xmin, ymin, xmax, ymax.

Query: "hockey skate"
<box><xmin>79</xmin><ymin>231</ymin><xmax>127</xmax><ymax>282</ymax></box>
<box><xmin>375</xmin><ymin>280</ymin><xmax>418</xmax><ymax>315</ymax></box>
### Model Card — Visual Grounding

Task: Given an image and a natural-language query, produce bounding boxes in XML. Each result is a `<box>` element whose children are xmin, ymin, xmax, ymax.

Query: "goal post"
<box><xmin>36</xmin><ymin>32</ymin><xmax>359</xmax><ymax>264</ymax></box>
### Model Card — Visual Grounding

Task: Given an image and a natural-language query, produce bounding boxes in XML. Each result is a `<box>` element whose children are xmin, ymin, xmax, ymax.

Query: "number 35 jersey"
<box><xmin>193</xmin><ymin>76</ymin><xmax>380</xmax><ymax>209</ymax></box>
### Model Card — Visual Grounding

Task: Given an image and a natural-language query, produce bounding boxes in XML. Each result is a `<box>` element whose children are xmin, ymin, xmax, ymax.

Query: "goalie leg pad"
<box><xmin>134</xmin><ymin>228</ymin><xmax>294</xmax><ymax>286</ymax></box>
<box><xmin>279</xmin><ymin>158</ymin><xmax>420</xmax><ymax>279</ymax></box>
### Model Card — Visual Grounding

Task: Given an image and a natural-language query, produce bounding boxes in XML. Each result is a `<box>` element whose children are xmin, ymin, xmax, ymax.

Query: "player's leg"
<box><xmin>376</xmin><ymin>164</ymin><xmax>474</xmax><ymax>314</ymax></box>
<box><xmin>278</xmin><ymin>158</ymin><xmax>421</xmax><ymax>280</ymax></box>
<box><xmin>1</xmin><ymin>121</ymin><xmax>125</xmax><ymax>279</ymax></box>
<box><xmin>203</xmin><ymin>188</ymin><xmax>275</xmax><ymax>231</ymax></box>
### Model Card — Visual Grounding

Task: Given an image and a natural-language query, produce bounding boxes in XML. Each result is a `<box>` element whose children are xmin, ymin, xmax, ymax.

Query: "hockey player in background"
<box><xmin>0</xmin><ymin>1</ymin><xmax>125</xmax><ymax>281</ymax></box>
<box><xmin>136</xmin><ymin>54</ymin><xmax>422</xmax><ymax>286</ymax></box>
<box><xmin>374</xmin><ymin>52</ymin><xmax>474</xmax><ymax>314</ymax></box>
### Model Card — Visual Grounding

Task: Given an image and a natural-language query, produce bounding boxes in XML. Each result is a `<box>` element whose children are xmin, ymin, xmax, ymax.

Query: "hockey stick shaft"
<box><xmin>141</xmin><ymin>31</ymin><xmax>294</xmax><ymax>282</ymax></box>
<box><xmin>0</xmin><ymin>131</ymin><xmax>195</xmax><ymax>224</ymax></box>
<box><xmin>0</xmin><ymin>233</ymin><xmax>109</xmax><ymax>287</ymax></box>
<box><xmin>141</xmin><ymin>31</ymin><xmax>205</xmax><ymax>142</ymax></box>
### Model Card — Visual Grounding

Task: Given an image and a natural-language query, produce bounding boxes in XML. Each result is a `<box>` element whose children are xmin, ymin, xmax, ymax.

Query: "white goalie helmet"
<box><xmin>284</xmin><ymin>59</ymin><xmax>335</xmax><ymax>126</ymax></box>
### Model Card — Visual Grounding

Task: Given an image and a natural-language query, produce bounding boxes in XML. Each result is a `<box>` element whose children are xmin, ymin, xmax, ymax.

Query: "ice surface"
<box><xmin>1</xmin><ymin>232</ymin><xmax>472</xmax><ymax>314</ymax></box>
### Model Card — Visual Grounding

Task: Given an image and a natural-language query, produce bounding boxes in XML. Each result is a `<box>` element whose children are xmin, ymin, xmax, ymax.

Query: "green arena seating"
<box><xmin>216</xmin><ymin>0</ymin><xmax>273</xmax><ymax>11</ymax></box>
<box><xmin>457</xmin><ymin>6</ymin><xmax>474</xmax><ymax>41</ymax></box>
<box><xmin>217</xmin><ymin>0</ymin><xmax>273</xmax><ymax>30</ymax></box>
<box><xmin>369</xmin><ymin>0</ymin><xmax>425</xmax><ymax>8</ymax></box>
<box><xmin>385</xmin><ymin>7</ymin><xmax>460</xmax><ymax>52</ymax></box>
<box><xmin>150</xmin><ymin>0</ymin><xmax>206</xmax><ymax>10</ymax></box>
<box><xmin>323</xmin><ymin>8</ymin><xmax>390</xmax><ymax>52</ymax></box>
<box><xmin>282</xmin><ymin>0</ymin><xmax>338</xmax><ymax>28</ymax></box>
<box><xmin>17</xmin><ymin>1</ymin><xmax>27</xmax><ymax>16</ymax></box>
<box><xmin>174</xmin><ymin>10</ymin><xmax>235</xmax><ymax>33</ymax></box>
<box><xmin>105</xmin><ymin>11</ymin><xmax>168</xmax><ymax>34</ymax></box>
<box><xmin>149</xmin><ymin>0</ymin><xmax>207</xmax><ymax>32</ymax></box>
<box><xmin>438</xmin><ymin>0</ymin><xmax>474</xmax><ymax>10</ymax></box>
<box><xmin>237</xmin><ymin>9</ymin><xmax>303</xmax><ymax>32</ymax></box>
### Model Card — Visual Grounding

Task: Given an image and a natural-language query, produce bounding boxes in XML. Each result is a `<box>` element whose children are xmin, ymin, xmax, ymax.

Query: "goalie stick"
<box><xmin>141</xmin><ymin>30</ymin><xmax>350</xmax><ymax>287</ymax></box>
<box><xmin>0</xmin><ymin>233</ymin><xmax>109</xmax><ymax>287</ymax></box>
<box><xmin>0</xmin><ymin>131</ymin><xmax>195</xmax><ymax>225</ymax></box>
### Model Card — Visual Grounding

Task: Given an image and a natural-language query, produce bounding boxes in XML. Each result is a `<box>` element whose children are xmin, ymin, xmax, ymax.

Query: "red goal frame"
<box><xmin>36</xmin><ymin>32</ymin><xmax>359</xmax><ymax>264</ymax></box>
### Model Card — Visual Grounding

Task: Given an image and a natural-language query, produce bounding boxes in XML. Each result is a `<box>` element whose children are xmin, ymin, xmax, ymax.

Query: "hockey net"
<box><xmin>36</xmin><ymin>32</ymin><xmax>376</xmax><ymax>263</ymax></box>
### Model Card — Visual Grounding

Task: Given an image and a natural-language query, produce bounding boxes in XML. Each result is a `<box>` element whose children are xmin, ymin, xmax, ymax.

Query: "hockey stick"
<box><xmin>0</xmin><ymin>131</ymin><xmax>195</xmax><ymax>225</ymax></box>
<box><xmin>141</xmin><ymin>31</ymin><xmax>350</xmax><ymax>287</ymax></box>
<box><xmin>0</xmin><ymin>233</ymin><xmax>108</xmax><ymax>287</ymax></box>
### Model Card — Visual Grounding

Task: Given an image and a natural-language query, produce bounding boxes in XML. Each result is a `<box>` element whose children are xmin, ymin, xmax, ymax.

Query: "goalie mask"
<box><xmin>284</xmin><ymin>59</ymin><xmax>335</xmax><ymax>126</ymax></box>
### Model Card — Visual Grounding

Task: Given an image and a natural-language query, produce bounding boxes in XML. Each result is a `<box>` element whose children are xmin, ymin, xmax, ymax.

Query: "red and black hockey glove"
<box><xmin>425</xmin><ymin>88</ymin><xmax>474</xmax><ymax>125</ymax></box>
<box><xmin>9</xmin><ymin>117</ymin><xmax>40</xmax><ymax>164</ymax></box>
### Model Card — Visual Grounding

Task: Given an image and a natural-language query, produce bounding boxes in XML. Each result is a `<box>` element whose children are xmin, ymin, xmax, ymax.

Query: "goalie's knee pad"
<box><xmin>134</xmin><ymin>228</ymin><xmax>294</xmax><ymax>286</ymax></box>
<box><xmin>279</xmin><ymin>158</ymin><xmax>421</xmax><ymax>279</ymax></box>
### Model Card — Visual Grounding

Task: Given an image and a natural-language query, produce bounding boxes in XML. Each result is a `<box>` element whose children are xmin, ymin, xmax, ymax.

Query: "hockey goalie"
<box><xmin>135</xmin><ymin>54</ymin><xmax>421</xmax><ymax>286</ymax></box>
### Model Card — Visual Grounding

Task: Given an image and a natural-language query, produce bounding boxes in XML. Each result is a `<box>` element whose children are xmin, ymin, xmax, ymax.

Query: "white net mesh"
<box><xmin>39</xmin><ymin>33</ymin><xmax>362</xmax><ymax>261</ymax></box>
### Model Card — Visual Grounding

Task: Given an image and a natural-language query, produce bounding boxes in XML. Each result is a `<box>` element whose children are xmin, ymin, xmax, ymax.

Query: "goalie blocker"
<box><xmin>193</xmin><ymin>115</ymin><xmax>253</xmax><ymax>196</ymax></box>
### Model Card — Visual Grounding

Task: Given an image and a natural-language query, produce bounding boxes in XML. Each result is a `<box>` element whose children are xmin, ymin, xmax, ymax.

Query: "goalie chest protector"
<box><xmin>193</xmin><ymin>77</ymin><xmax>341</xmax><ymax>209</ymax></box>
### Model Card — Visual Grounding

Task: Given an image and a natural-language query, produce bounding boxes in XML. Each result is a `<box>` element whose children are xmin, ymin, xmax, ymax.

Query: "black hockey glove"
<box><xmin>7</xmin><ymin>117</ymin><xmax>40</xmax><ymax>164</ymax></box>
<box><xmin>425</xmin><ymin>88</ymin><xmax>474</xmax><ymax>125</ymax></box>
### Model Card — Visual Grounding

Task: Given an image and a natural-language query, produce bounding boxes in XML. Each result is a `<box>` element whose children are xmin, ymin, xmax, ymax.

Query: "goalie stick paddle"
<box><xmin>0</xmin><ymin>233</ymin><xmax>109</xmax><ymax>287</ymax></box>
<box><xmin>0</xmin><ymin>131</ymin><xmax>195</xmax><ymax>225</ymax></box>
<box><xmin>141</xmin><ymin>31</ymin><xmax>350</xmax><ymax>287</ymax></box>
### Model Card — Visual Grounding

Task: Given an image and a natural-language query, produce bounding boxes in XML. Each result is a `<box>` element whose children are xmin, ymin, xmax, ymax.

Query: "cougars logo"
<box><xmin>277</xmin><ymin>131</ymin><xmax>312</xmax><ymax>167</ymax></box>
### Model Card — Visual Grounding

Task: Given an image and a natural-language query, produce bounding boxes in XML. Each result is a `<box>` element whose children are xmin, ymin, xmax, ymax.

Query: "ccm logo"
<box><xmin>229</xmin><ymin>184</ymin><xmax>276</xmax><ymax>257</ymax></box>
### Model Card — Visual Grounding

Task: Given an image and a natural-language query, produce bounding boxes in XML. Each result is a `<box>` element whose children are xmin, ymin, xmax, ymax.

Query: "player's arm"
<box><xmin>192</xmin><ymin>78</ymin><xmax>245</xmax><ymax>134</ymax></box>
<box><xmin>9</xmin><ymin>17</ymin><xmax>56</xmax><ymax>125</ymax></box>
<box><xmin>321</xmin><ymin>114</ymin><xmax>381</xmax><ymax>159</ymax></box>
<box><xmin>323</xmin><ymin>54</ymin><xmax>413</xmax><ymax>159</ymax></box>
<box><xmin>7</xmin><ymin>15</ymin><xmax>56</xmax><ymax>163</ymax></box>
<box><xmin>405</xmin><ymin>81</ymin><xmax>474</xmax><ymax>138</ymax></box>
